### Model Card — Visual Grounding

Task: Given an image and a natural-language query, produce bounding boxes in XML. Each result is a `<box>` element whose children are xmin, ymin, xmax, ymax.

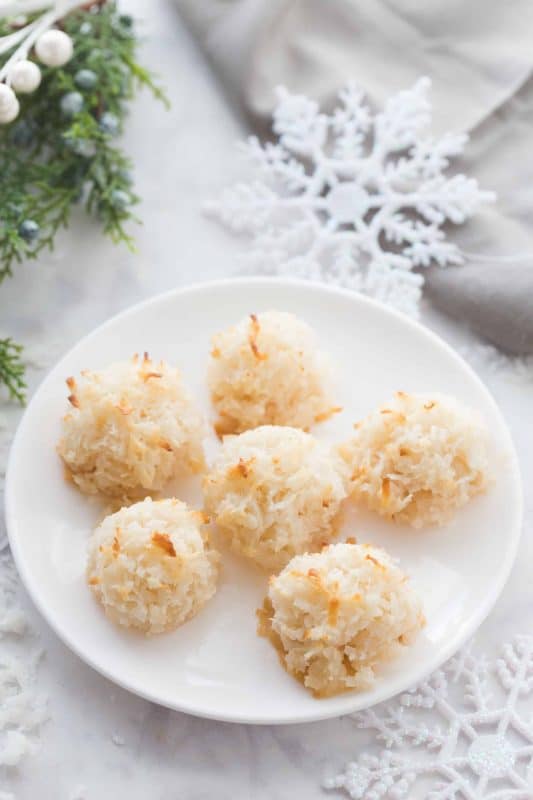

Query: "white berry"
<box><xmin>35</xmin><ymin>29</ymin><xmax>73</xmax><ymax>68</ymax></box>
<box><xmin>0</xmin><ymin>83</ymin><xmax>19</xmax><ymax>124</ymax></box>
<box><xmin>9</xmin><ymin>60</ymin><xmax>41</xmax><ymax>93</ymax></box>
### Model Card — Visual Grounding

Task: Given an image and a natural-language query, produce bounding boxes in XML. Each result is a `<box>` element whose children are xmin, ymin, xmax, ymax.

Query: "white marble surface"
<box><xmin>1</xmin><ymin>2</ymin><xmax>532</xmax><ymax>798</ymax></box>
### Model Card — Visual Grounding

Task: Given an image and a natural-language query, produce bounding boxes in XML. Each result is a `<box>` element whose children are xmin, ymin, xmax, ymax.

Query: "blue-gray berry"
<box><xmin>60</xmin><ymin>91</ymin><xmax>84</xmax><ymax>117</ymax></box>
<box><xmin>10</xmin><ymin>120</ymin><xmax>34</xmax><ymax>147</ymax></box>
<box><xmin>99</xmin><ymin>112</ymin><xmax>119</xmax><ymax>136</ymax></box>
<box><xmin>18</xmin><ymin>220</ymin><xmax>40</xmax><ymax>242</ymax></box>
<box><xmin>79</xmin><ymin>21</ymin><xmax>92</xmax><ymax>35</ymax></box>
<box><xmin>110</xmin><ymin>190</ymin><xmax>131</xmax><ymax>210</ymax></box>
<box><xmin>74</xmin><ymin>69</ymin><xmax>97</xmax><ymax>90</ymax></box>
<box><xmin>113</xmin><ymin>14</ymin><xmax>133</xmax><ymax>34</ymax></box>
<box><xmin>68</xmin><ymin>138</ymin><xmax>96</xmax><ymax>158</ymax></box>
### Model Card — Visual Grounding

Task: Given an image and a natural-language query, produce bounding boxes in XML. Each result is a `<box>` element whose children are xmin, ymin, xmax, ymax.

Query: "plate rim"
<box><xmin>5</xmin><ymin>277</ymin><xmax>523</xmax><ymax>725</ymax></box>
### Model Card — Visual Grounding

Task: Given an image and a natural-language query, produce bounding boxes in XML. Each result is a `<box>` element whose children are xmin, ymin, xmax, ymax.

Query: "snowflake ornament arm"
<box><xmin>325</xmin><ymin>636</ymin><xmax>533</xmax><ymax>800</ymax></box>
<box><xmin>207</xmin><ymin>78</ymin><xmax>495</xmax><ymax>316</ymax></box>
<box><xmin>355</xmin><ymin>704</ymin><xmax>446</xmax><ymax>750</ymax></box>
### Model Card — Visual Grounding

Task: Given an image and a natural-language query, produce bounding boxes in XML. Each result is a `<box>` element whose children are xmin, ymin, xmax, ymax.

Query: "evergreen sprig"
<box><xmin>0</xmin><ymin>338</ymin><xmax>26</xmax><ymax>403</ymax></box>
<box><xmin>0</xmin><ymin>2</ymin><xmax>167</xmax><ymax>400</ymax></box>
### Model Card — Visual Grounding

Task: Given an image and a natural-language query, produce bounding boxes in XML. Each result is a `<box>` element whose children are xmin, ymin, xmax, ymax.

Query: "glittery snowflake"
<box><xmin>207</xmin><ymin>77</ymin><xmax>495</xmax><ymax>315</ymax></box>
<box><xmin>325</xmin><ymin>636</ymin><xmax>533</xmax><ymax>800</ymax></box>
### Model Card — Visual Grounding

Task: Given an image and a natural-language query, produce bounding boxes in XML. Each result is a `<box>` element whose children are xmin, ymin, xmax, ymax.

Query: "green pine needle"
<box><xmin>0</xmin><ymin>2</ymin><xmax>167</xmax><ymax>402</ymax></box>
<box><xmin>0</xmin><ymin>338</ymin><xmax>26</xmax><ymax>403</ymax></box>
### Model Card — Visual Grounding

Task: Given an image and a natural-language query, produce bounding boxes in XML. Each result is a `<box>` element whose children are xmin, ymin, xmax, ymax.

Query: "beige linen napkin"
<box><xmin>177</xmin><ymin>0</ymin><xmax>533</xmax><ymax>354</ymax></box>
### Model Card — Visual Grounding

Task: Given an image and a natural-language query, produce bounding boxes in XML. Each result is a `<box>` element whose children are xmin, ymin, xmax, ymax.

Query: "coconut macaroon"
<box><xmin>203</xmin><ymin>425</ymin><xmax>347</xmax><ymax>571</ymax></box>
<box><xmin>87</xmin><ymin>498</ymin><xmax>220</xmax><ymax>634</ymax></box>
<box><xmin>258</xmin><ymin>542</ymin><xmax>424</xmax><ymax>697</ymax></box>
<box><xmin>339</xmin><ymin>392</ymin><xmax>489</xmax><ymax>528</ymax></box>
<box><xmin>58</xmin><ymin>354</ymin><xmax>205</xmax><ymax>498</ymax></box>
<box><xmin>207</xmin><ymin>311</ymin><xmax>338</xmax><ymax>436</ymax></box>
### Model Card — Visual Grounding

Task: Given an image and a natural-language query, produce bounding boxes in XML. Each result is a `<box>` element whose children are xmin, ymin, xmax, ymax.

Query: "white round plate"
<box><xmin>6</xmin><ymin>279</ymin><xmax>522</xmax><ymax>725</ymax></box>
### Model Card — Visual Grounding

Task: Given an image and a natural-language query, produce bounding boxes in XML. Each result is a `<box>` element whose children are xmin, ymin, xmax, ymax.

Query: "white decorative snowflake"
<box><xmin>207</xmin><ymin>78</ymin><xmax>495</xmax><ymax>315</ymax></box>
<box><xmin>325</xmin><ymin>636</ymin><xmax>533</xmax><ymax>800</ymax></box>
